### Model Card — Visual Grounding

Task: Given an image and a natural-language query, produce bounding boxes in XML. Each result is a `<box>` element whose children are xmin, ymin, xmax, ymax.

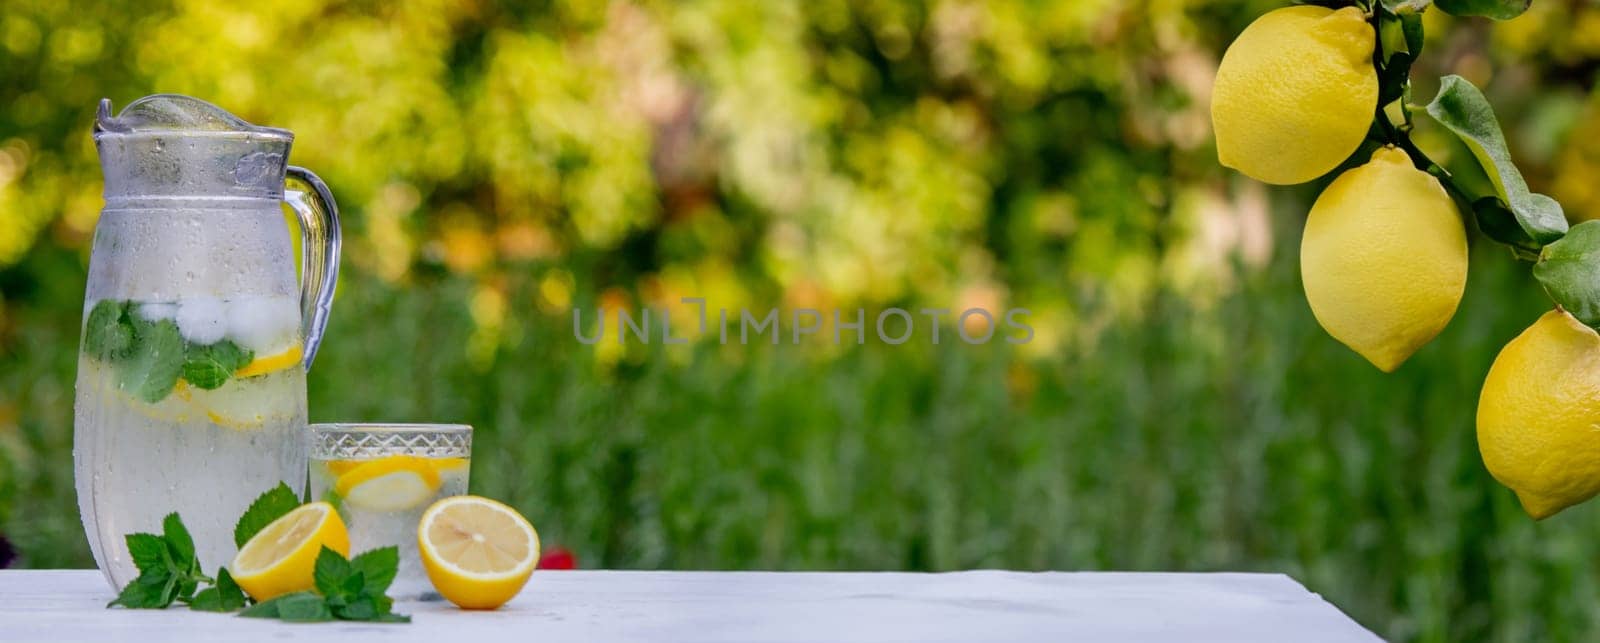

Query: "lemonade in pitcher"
<box><xmin>75</xmin><ymin>296</ymin><xmax>307</xmax><ymax>583</ymax></box>
<box><xmin>74</xmin><ymin>95</ymin><xmax>340</xmax><ymax>588</ymax></box>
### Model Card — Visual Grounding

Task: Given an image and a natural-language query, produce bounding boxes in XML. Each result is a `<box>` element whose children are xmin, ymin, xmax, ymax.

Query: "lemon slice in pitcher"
<box><xmin>234</xmin><ymin>344</ymin><xmax>303</xmax><ymax>379</ymax></box>
<box><xmin>418</xmin><ymin>496</ymin><xmax>539</xmax><ymax>609</ymax></box>
<box><xmin>335</xmin><ymin>455</ymin><xmax>442</xmax><ymax>511</ymax></box>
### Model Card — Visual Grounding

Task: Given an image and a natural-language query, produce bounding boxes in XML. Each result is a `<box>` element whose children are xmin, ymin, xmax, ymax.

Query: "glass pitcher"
<box><xmin>74</xmin><ymin>94</ymin><xmax>340</xmax><ymax>589</ymax></box>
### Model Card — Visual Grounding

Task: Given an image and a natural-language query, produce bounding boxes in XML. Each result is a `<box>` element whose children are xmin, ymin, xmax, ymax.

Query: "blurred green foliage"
<box><xmin>3</xmin><ymin>0</ymin><xmax>1600</xmax><ymax>640</ymax></box>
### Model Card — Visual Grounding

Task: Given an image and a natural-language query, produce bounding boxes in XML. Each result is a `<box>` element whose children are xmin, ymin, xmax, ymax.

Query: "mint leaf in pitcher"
<box><xmin>83</xmin><ymin>299</ymin><xmax>134</xmax><ymax>360</ymax></box>
<box><xmin>181</xmin><ymin>339</ymin><xmax>253</xmax><ymax>390</ymax></box>
<box><xmin>118</xmin><ymin>316</ymin><xmax>185</xmax><ymax>403</ymax></box>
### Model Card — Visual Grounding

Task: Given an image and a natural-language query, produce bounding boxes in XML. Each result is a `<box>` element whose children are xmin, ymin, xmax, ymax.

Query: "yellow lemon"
<box><xmin>327</xmin><ymin>456</ymin><xmax>465</xmax><ymax>478</ymax></box>
<box><xmin>1301</xmin><ymin>147</ymin><xmax>1467</xmax><ymax>371</ymax></box>
<box><xmin>1477</xmin><ymin>310</ymin><xmax>1600</xmax><ymax>519</ymax></box>
<box><xmin>335</xmin><ymin>455</ymin><xmax>442</xmax><ymax>512</ymax></box>
<box><xmin>185</xmin><ymin>367</ymin><xmax>301</xmax><ymax>430</ymax></box>
<box><xmin>418</xmin><ymin>496</ymin><xmax>540</xmax><ymax>610</ymax></box>
<box><xmin>1213</xmin><ymin>6</ymin><xmax>1378</xmax><ymax>185</ymax></box>
<box><xmin>231</xmin><ymin>502</ymin><xmax>349</xmax><ymax>601</ymax></box>
<box><xmin>235</xmin><ymin>344</ymin><xmax>303</xmax><ymax>379</ymax></box>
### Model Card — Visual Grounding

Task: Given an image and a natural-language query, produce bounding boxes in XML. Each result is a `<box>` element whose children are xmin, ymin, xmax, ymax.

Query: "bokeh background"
<box><xmin>2</xmin><ymin>0</ymin><xmax>1599</xmax><ymax>639</ymax></box>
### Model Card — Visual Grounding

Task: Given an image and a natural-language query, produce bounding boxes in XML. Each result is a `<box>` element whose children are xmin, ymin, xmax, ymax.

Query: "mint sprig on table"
<box><xmin>82</xmin><ymin>298</ymin><xmax>255</xmax><ymax>402</ymax></box>
<box><xmin>240</xmin><ymin>547</ymin><xmax>408</xmax><ymax>623</ymax></box>
<box><xmin>107</xmin><ymin>482</ymin><xmax>409</xmax><ymax>623</ymax></box>
<box><xmin>106</xmin><ymin>513</ymin><xmax>209</xmax><ymax>609</ymax></box>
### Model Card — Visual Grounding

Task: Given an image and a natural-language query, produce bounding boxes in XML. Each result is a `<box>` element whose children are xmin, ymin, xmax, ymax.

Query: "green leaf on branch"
<box><xmin>1375</xmin><ymin>9</ymin><xmax>1425</xmax><ymax>107</ymax></box>
<box><xmin>1534</xmin><ymin>220</ymin><xmax>1600</xmax><ymax>328</ymax></box>
<box><xmin>1380</xmin><ymin>0</ymin><xmax>1434</xmax><ymax>13</ymax></box>
<box><xmin>1434</xmin><ymin>0</ymin><xmax>1530</xmax><ymax>19</ymax></box>
<box><xmin>1470</xmin><ymin>198</ymin><xmax>1541</xmax><ymax>255</ymax></box>
<box><xmin>1424</xmin><ymin>75</ymin><xmax>1567</xmax><ymax>245</ymax></box>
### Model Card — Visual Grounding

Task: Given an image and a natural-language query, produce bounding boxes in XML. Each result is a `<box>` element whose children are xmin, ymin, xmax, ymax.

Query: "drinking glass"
<box><xmin>308</xmin><ymin>423</ymin><xmax>471</xmax><ymax>599</ymax></box>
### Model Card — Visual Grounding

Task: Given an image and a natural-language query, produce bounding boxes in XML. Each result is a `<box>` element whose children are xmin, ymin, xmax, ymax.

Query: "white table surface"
<box><xmin>0</xmin><ymin>570</ymin><xmax>1378</xmax><ymax>642</ymax></box>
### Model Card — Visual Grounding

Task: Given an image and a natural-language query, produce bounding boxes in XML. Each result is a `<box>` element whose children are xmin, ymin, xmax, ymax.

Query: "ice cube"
<box><xmin>134</xmin><ymin>302</ymin><xmax>178</xmax><ymax>321</ymax></box>
<box><xmin>226</xmin><ymin>296</ymin><xmax>300</xmax><ymax>352</ymax></box>
<box><xmin>176</xmin><ymin>297</ymin><xmax>227</xmax><ymax>345</ymax></box>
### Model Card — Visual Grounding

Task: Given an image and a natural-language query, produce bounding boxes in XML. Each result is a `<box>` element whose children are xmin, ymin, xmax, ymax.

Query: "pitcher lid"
<box><xmin>95</xmin><ymin>94</ymin><xmax>291</xmax><ymax>140</ymax></box>
<box><xmin>95</xmin><ymin>94</ymin><xmax>294</xmax><ymax>201</ymax></box>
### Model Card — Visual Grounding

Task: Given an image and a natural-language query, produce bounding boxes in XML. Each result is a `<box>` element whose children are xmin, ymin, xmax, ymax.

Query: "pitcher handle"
<box><xmin>284</xmin><ymin>166</ymin><xmax>341</xmax><ymax>371</ymax></box>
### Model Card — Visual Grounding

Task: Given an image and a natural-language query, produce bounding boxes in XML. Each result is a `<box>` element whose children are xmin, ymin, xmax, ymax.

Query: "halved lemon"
<box><xmin>235</xmin><ymin>344</ymin><xmax>304</xmax><ymax>379</ymax></box>
<box><xmin>418</xmin><ymin>496</ymin><xmax>540</xmax><ymax>609</ymax></box>
<box><xmin>335</xmin><ymin>455</ymin><xmax>442</xmax><ymax>512</ymax></box>
<box><xmin>231</xmin><ymin>502</ymin><xmax>349</xmax><ymax>601</ymax></box>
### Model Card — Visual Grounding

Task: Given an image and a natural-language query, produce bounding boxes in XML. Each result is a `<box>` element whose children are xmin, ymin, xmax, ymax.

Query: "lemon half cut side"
<box><xmin>230</xmin><ymin>502</ymin><xmax>349</xmax><ymax>601</ymax></box>
<box><xmin>418</xmin><ymin>496</ymin><xmax>540</xmax><ymax>609</ymax></box>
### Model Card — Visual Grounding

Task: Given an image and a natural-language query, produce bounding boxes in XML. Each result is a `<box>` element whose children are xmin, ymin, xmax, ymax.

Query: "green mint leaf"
<box><xmin>234</xmin><ymin>482</ymin><xmax>302</xmax><ymax>548</ymax></box>
<box><xmin>340</xmin><ymin>571</ymin><xmax>366</xmax><ymax>599</ymax></box>
<box><xmin>1424</xmin><ymin>75</ymin><xmax>1568</xmax><ymax>245</ymax></box>
<box><xmin>161</xmin><ymin>513</ymin><xmax>197</xmax><ymax>573</ymax></box>
<box><xmin>214</xmin><ymin>567</ymin><xmax>246</xmax><ymax>607</ymax></box>
<box><xmin>333</xmin><ymin>594</ymin><xmax>378</xmax><ymax>620</ymax></box>
<box><xmin>107</xmin><ymin>568</ymin><xmax>175</xmax><ymax>609</ymax></box>
<box><xmin>181</xmin><ymin>340</ymin><xmax>252</xmax><ymax>390</ymax></box>
<box><xmin>349</xmin><ymin>546</ymin><xmax>399</xmax><ymax>595</ymax></box>
<box><xmin>276</xmin><ymin>593</ymin><xmax>334</xmax><ymax>622</ymax></box>
<box><xmin>190</xmin><ymin>568</ymin><xmax>247</xmax><ymax>612</ymax></box>
<box><xmin>238</xmin><ymin>595</ymin><xmax>283</xmax><ymax>618</ymax></box>
<box><xmin>335</xmin><ymin>593</ymin><xmax>407</xmax><ymax>623</ymax></box>
<box><xmin>118</xmin><ymin>317</ymin><xmax>185</xmax><ymax>403</ymax></box>
<box><xmin>124</xmin><ymin>532</ymin><xmax>167</xmax><ymax>574</ymax></box>
<box><xmin>181</xmin><ymin>358</ymin><xmax>229</xmax><ymax>390</ymax></box>
<box><xmin>83</xmin><ymin>299</ymin><xmax>134</xmax><ymax>360</ymax></box>
<box><xmin>239</xmin><ymin>591</ymin><xmax>332</xmax><ymax>621</ymax></box>
<box><xmin>312</xmin><ymin>546</ymin><xmax>354</xmax><ymax>599</ymax></box>
<box><xmin>321</xmin><ymin>488</ymin><xmax>344</xmax><ymax>515</ymax></box>
<box><xmin>1434</xmin><ymin>0</ymin><xmax>1530</xmax><ymax>20</ymax></box>
<box><xmin>189</xmin><ymin>587</ymin><xmax>224</xmax><ymax>611</ymax></box>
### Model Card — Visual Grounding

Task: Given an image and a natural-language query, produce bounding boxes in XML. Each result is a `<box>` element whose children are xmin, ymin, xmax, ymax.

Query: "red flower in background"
<box><xmin>538</xmin><ymin>547</ymin><xmax>576</xmax><ymax>570</ymax></box>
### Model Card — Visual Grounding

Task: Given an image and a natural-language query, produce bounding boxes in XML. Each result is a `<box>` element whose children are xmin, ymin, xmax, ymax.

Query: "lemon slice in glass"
<box><xmin>231</xmin><ymin>502</ymin><xmax>349</xmax><ymax>601</ymax></box>
<box><xmin>418</xmin><ymin>496</ymin><xmax>539</xmax><ymax>609</ymax></box>
<box><xmin>335</xmin><ymin>455</ymin><xmax>442</xmax><ymax>512</ymax></box>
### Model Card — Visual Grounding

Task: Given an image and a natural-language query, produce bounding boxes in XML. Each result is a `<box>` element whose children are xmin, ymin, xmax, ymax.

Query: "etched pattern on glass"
<box><xmin>310</xmin><ymin>426</ymin><xmax>471</xmax><ymax>460</ymax></box>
